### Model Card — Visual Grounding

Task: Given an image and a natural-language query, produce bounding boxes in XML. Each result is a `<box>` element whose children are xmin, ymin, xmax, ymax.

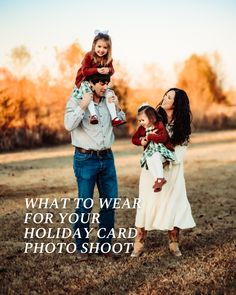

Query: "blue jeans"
<box><xmin>73</xmin><ymin>149</ymin><xmax>118</xmax><ymax>252</ymax></box>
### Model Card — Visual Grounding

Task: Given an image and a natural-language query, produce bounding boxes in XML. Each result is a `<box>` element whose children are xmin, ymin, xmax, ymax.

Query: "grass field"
<box><xmin>0</xmin><ymin>130</ymin><xmax>236</xmax><ymax>294</ymax></box>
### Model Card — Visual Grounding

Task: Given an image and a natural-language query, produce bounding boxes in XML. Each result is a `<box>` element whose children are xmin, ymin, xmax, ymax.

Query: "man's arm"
<box><xmin>108</xmin><ymin>92</ymin><xmax>126</xmax><ymax>121</ymax></box>
<box><xmin>64</xmin><ymin>88</ymin><xmax>92</xmax><ymax>131</ymax></box>
<box><xmin>116</xmin><ymin>109</ymin><xmax>126</xmax><ymax>121</ymax></box>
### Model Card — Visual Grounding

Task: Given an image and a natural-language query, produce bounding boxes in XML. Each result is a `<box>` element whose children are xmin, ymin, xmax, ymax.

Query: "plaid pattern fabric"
<box><xmin>80</xmin><ymin>81</ymin><xmax>93</xmax><ymax>94</ymax></box>
<box><xmin>140</xmin><ymin>126</ymin><xmax>175</xmax><ymax>167</ymax></box>
<box><xmin>71</xmin><ymin>81</ymin><xmax>93</xmax><ymax>101</ymax></box>
<box><xmin>166</xmin><ymin>121</ymin><xmax>174</xmax><ymax>138</ymax></box>
<box><xmin>166</xmin><ymin>122</ymin><xmax>188</xmax><ymax>146</ymax></box>
<box><xmin>71</xmin><ymin>85</ymin><xmax>83</xmax><ymax>100</ymax></box>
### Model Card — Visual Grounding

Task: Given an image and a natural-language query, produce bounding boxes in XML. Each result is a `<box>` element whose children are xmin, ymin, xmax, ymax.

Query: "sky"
<box><xmin>0</xmin><ymin>0</ymin><xmax>236</xmax><ymax>88</ymax></box>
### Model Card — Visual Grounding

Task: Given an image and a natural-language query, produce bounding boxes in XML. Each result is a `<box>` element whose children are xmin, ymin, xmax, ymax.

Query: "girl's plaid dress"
<box><xmin>140</xmin><ymin>126</ymin><xmax>175</xmax><ymax>167</ymax></box>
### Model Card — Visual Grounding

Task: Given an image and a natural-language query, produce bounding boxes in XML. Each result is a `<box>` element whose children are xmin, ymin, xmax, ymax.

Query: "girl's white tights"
<box><xmin>87</xmin><ymin>91</ymin><xmax>117</xmax><ymax>120</ymax></box>
<box><xmin>106</xmin><ymin>98</ymin><xmax>117</xmax><ymax>120</ymax></box>
<box><xmin>146</xmin><ymin>152</ymin><xmax>165</xmax><ymax>179</ymax></box>
<box><xmin>88</xmin><ymin>100</ymin><xmax>96</xmax><ymax>116</ymax></box>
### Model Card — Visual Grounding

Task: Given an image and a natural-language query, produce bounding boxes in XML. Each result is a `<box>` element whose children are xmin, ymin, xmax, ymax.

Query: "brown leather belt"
<box><xmin>75</xmin><ymin>147</ymin><xmax>111</xmax><ymax>156</ymax></box>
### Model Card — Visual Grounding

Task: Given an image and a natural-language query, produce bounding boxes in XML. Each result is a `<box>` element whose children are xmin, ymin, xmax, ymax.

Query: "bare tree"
<box><xmin>11</xmin><ymin>45</ymin><xmax>31</xmax><ymax>76</ymax></box>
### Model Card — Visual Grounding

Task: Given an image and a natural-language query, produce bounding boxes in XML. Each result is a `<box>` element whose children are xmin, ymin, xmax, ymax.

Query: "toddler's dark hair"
<box><xmin>138</xmin><ymin>105</ymin><xmax>162</xmax><ymax>124</ymax></box>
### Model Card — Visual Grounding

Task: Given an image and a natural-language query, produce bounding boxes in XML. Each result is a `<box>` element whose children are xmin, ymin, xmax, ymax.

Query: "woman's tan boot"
<box><xmin>168</xmin><ymin>227</ymin><xmax>182</xmax><ymax>257</ymax></box>
<box><xmin>131</xmin><ymin>227</ymin><xmax>147</xmax><ymax>257</ymax></box>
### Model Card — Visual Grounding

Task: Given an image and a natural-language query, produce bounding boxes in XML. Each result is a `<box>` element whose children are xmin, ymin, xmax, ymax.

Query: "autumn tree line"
<box><xmin>0</xmin><ymin>44</ymin><xmax>235</xmax><ymax>151</ymax></box>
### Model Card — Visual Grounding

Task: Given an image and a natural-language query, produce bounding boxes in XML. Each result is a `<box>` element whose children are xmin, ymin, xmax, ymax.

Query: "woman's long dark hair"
<box><xmin>157</xmin><ymin>88</ymin><xmax>192</xmax><ymax>146</ymax></box>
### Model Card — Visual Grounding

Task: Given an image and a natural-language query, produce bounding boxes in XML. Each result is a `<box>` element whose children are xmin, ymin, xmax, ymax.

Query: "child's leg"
<box><xmin>146</xmin><ymin>152</ymin><xmax>167</xmax><ymax>193</ymax></box>
<box><xmin>87</xmin><ymin>101</ymin><xmax>96</xmax><ymax>116</ymax></box>
<box><xmin>146</xmin><ymin>152</ymin><xmax>164</xmax><ymax>179</ymax></box>
<box><xmin>105</xmin><ymin>89</ymin><xmax>126</xmax><ymax>127</ymax></box>
<box><xmin>80</xmin><ymin>81</ymin><xmax>98</xmax><ymax>124</ymax></box>
<box><xmin>105</xmin><ymin>90</ymin><xmax>117</xmax><ymax>120</ymax></box>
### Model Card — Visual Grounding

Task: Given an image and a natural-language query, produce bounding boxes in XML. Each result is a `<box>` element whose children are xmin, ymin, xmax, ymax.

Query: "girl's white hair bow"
<box><xmin>139</xmin><ymin>102</ymin><xmax>150</xmax><ymax>108</ymax></box>
<box><xmin>137</xmin><ymin>102</ymin><xmax>150</xmax><ymax>112</ymax></box>
<box><xmin>94</xmin><ymin>29</ymin><xmax>109</xmax><ymax>36</ymax></box>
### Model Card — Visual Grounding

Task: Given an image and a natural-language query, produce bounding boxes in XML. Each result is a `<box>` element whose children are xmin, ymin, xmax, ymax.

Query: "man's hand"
<box><xmin>107</xmin><ymin>92</ymin><xmax>118</xmax><ymax>106</ymax></box>
<box><xmin>97</xmin><ymin>67</ymin><xmax>109</xmax><ymax>74</ymax></box>
<box><xmin>107</xmin><ymin>91</ymin><xmax>122</xmax><ymax>111</ymax></box>
<box><xmin>80</xmin><ymin>92</ymin><xmax>93</xmax><ymax>110</ymax></box>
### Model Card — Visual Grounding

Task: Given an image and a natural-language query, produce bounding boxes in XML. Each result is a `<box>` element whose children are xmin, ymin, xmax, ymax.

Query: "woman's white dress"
<box><xmin>135</xmin><ymin>145</ymin><xmax>196</xmax><ymax>230</ymax></box>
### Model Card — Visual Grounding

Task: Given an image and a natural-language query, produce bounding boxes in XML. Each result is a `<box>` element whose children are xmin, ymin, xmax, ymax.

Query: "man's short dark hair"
<box><xmin>87</xmin><ymin>73</ymin><xmax>110</xmax><ymax>84</ymax></box>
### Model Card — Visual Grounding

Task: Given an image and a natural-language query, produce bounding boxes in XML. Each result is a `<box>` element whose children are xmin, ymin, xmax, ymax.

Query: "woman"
<box><xmin>131</xmin><ymin>88</ymin><xmax>196</xmax><ymax>257</ymax></box>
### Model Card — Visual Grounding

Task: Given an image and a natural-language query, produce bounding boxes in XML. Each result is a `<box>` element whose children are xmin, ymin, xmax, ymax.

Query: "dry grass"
<box><xmin>0</xmin><ymin>130</ymin><xmax>236</xmax><ymax>295</ymax></box>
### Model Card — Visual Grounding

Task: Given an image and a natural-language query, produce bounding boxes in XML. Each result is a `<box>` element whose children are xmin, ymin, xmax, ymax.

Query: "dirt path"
<box><xmin>0</xmin><ymin>130</ymin><xmax>236</xmax><ymax>294</ymax></box>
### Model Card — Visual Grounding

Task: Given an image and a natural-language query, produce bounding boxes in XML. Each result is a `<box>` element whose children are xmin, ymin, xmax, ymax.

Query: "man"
<box><xmin>64</xmin><ymin>73</ymin><xmax>126</xmax><ymax>261</ymax></box>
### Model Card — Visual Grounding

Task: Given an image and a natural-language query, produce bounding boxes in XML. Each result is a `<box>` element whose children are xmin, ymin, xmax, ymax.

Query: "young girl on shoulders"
<box><xmin>132</xmin><ymin>104</ymin><xmax>175</xmax><ymax>192</ymax></box>
<box><xmin>75</xmin><ymin>30</ymin><xmax>126</xmax><ymax>126</ymax></box>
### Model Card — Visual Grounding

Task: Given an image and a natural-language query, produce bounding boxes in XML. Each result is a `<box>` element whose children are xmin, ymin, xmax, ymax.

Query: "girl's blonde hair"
<box><xmin>91</xmin><ymin>33</ymin><xmax>112</xmax><ymax>65</ymax></box>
